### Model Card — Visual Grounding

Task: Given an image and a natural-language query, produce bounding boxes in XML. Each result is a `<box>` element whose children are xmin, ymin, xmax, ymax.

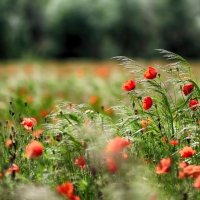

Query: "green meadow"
<box><xmin>1</xmin><ymin>51</ymin><xmax>200</xmax><ymax>200</ymax></box>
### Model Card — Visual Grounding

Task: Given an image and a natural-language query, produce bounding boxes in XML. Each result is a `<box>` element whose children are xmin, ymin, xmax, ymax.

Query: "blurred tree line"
<box><xmin>0</xmin><ymin>0</ymin><xmax>200</xmax><ymax>60</ymax></box>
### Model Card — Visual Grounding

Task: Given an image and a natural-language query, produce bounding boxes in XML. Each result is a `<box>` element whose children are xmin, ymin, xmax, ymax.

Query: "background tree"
<box><xmin>0</xmin><ymin>0</ymin><xmax>200</xmax><ymax>60</ymax></box>
<box><xmin>156</xmin><ymin>0</ymin><xmax>200</xmax><ymax>58</ymax></box>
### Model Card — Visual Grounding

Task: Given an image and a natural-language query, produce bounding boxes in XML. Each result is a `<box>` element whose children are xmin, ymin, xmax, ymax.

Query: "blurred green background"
<box><xmin>0</xmin><ymin>0</ymin><xmax>200</xmax><ymax>60</ymax></box>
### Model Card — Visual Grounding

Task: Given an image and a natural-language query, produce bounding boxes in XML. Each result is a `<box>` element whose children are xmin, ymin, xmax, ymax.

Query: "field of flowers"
<box><xmin>1</xmin><ymin>50</ymin><xmax>200</xmax><ymax>200</ymax></box>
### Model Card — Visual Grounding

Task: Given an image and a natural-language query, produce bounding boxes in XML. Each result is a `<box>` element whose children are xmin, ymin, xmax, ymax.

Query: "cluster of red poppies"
<box><xmin>156</xmin><ymin>146</ymin><xmax>200</xmax><ymax>189</ymax></box>
<box><xmin>6</xmin><ymin>118</ymin><xmax>131</xmax><ymax>200</ymax></box>
<box><xmin>0</xmin><ymin>118</ymin><xmax>44</xmax><ymax>180</ymax></box>
<box><xmin>121</xmin><ymin>65</ymin><xmax>200</xmax><ymax>190</ymax></box>
<box><xmin>56</xmin><ymin>136</ymin><xmax>130</xmax><ymax>199</ymax></box>
<box><xmin>121</xmin><ymin>66</ymin><xmax>157</xmax><ymax>110</ymax></box>
<box><xmin>74</xmin><ymin>137</ymin><xmax>131</xmax><ymax>174</ymax></box>
<box><xmin>20</xmin><ymin>118</ymin><xmax>44</xmax><ymax>159</ymax></box>
<box><xmin>121</xmin><ymin>66</ymin><xmax>198</xmax><ymax>111</ymax></box>
<box><xmin>104</xmin><ymin>136</ymin><xmax>130</xmax><ymax>173</ymax></box>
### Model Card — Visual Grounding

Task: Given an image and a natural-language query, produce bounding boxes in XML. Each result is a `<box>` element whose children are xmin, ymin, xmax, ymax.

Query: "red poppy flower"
<box><xmin>189</xmin><ymin>99</ymin><xmax>199</xmax><ymax>111</ymax></box>
<box><xmin>179</xmin><ymin>164</ymin><xmax>200</xmax><ymax>179</ymax></box>
<box><xmin>40</xmin><ymin>110</ymin><xmax>48</xmax><ymax>118</ymax></box>
<box><xmin>56</xmin><ymin>182</ymin><xmax>74</xmax><ymax>198</ymax></box>
<box><xmin>105</xmin><ymin>107</ymin><xmax>114</xmax><ymax>115</ymax></box>
<box><xmin>96</xmin><ymin>66</ymin><xmax>110</xmax><ymax>77</ymax></box>
<box><xmin>140</xmin><ymin>120</ymin><xmax>148</xmax><ymax>131</ymax></box>
<box><xmin>6</xmin><ymin>164</ymin><xmax>20</xmax><ymax>173</ymax></box>
<box><xmin>144</xmin><ymin>66</ymin><xmax>157</xmax><ymax>79</ymax></box>
<box><xmin>0</xmin><ymin>173</ymin><xmax>3</xmax><ymax>179</ymax></box>
<box><xmin>178</xmin><ymin>171</ymin><xmax>185</xmax><ymax>179</ymax></box>
<box><xmin>26</xmin><ymin>95</ymin><xmax>33</xmax><ymax>104</ymax></box>
<box><xmin>56</xmin><ymin>181</ymin><xmax>80</xmax><ymax>200</ymax></box>
<box><xmin>169</xmin><ymin>140</ymin><xmax>179</xmax><ymax>146</ymax></box>
<box><xmin>182</xmin><ymin>83</ymin><xmax>194</xmax><ymax>96</ymax></box>
<box><xmin>75</xmin><ymin>156</ymin><xmax>86</xmax><ymax>168</ymax></box>
<box><xmin>106</xmin><ymin>137</ymin><xmax>130</xmax><ymax>154</ymax></box>
<box><xmin>179</xmin><ymin>146</ymin><xmax>195</xmax><ymax>158</ymax></box>
<box><xmin>70</xmin><ymin>195</ymin><xmax>81</xmax><ymax>200</ymax></box>
<box><xmin>194</xmin><ymin>175</ymin><xmax>200</xmax><ymax>189</ymax></box>
<box><xmin>162</xmin><ymin>137</ymin><xmax>167</xmax><ymax>143</ymax></box>
<box><xmin>26</xmin><ymin>140</ymin><xmax>44</xmax><ymax>159</ymax></box>
<box><xmin>122</xmin><ymin>152</ymin><xmax>128</xmax><ymax>159</ymax></box>
<box><xmin>21</xmin><ymin>118</ymin><xmax>37</xmax><ymax>131</ymax></box>
<box><xmin>121</xmin><ymin>80</ymin><xmax>136</xmax><ymax>91</ymax></box>
<box><xmin>183</xmin><ymin>165</ymin><xmax>200</xmax><ymax>178</ymax></box>
<box><xmin>105</xmin><ymin>156</ymin><xmax>118</xmax><ymax>173</ymax></box>
<box><xmin>156</xmin><ymin>158</ymin><xmax>172</xmax><ymax>174</ymax></box>
<box><xmin>6</xmin><ymin>139</ymin><xmax>12</xmax><ymax>147</ymax></box>
<box><xmin>89</xmin><ymin>96</ymin><xmax>98</xmax><ymax>104</ymax></box>
<box><xmin>142</xmin><ymin>97</ymin><xmax>153</xmax><ymax>110</ymax></box>
<box><xmin>179</xmin><ymin>161</ymin><xmax>187</xmax><ymax>169</ymax></box>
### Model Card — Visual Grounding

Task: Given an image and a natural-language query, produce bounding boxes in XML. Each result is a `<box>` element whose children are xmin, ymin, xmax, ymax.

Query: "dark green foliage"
<box><xmin>156</xmin><ymin>0</ymin><xmax>200</xmax><ymax>58</ymax></box>
<box><xmin>0</xmin><ymin>0</ymin><xmax>200</xmax><ymax>59</ymax></box>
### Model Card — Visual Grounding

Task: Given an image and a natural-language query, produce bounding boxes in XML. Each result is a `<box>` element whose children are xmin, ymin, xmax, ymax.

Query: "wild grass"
<box><xmin>1</xmin><ymin>52</ymin><xmax>200</xmax><ymax>199</ymax></box>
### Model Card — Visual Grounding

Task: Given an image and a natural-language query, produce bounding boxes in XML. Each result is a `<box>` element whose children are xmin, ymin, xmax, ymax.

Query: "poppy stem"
<box><xmin>183</xmin><ymin>192</ymin><xmax>188</xmax><ymax>200</ymax></box>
